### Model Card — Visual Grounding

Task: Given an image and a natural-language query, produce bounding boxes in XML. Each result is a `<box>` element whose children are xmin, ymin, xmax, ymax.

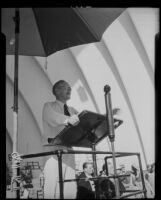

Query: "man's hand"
<box><xmin>67</xmin><ymin>114</ymin><xmax>80</xmax><ymax>126</ymax></box>
<box><xmin>112</xmin><ymin>108</ymin><xmax>121</xmax><ymax>115</ymax></box>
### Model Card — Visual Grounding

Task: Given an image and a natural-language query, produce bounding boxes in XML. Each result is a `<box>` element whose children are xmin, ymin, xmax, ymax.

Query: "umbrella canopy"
<box><xmin>2</xmin><ymin>7</ymin><xmax>125</xmax><ymax>56</ymax></box>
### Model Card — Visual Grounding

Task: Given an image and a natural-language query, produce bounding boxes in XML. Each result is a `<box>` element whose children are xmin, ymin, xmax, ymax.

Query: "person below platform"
<box><xmin>76</xmin><ymin>162</ymin><xmax>95</xmax><ymax>199</ymax></box>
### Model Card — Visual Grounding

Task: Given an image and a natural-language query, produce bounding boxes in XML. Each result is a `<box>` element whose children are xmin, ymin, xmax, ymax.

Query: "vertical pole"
<box><xmin>104</xmin><ymin>157</ymin><xmax>113</xmax><ymax>199</ymax></box>
<box><xmin>110</xmin><ymin>142</ymin><xmax>120</xmax><ymax>198</ymax></box>
<box><xmin>137</xmin><ymin>154</ymin><xmax>147</xmax><ymax>198</ymax></box>
<box><xmin>57</xmin><ymin>150</ymin><xmax>64</xmax><ymax>199</ymax></box>
<box><xmin>104</xmin><ymin>85</ymin><xmax>120</xmax><ymax>198</ymax></box>
<box><xmin>104</xmin><ymin>86</ymin><xmax>114</xmax><ymax>142</ymax></box>
<box><xmin>12</xmin><ymin>8</ymin><xmax>20</xmax><ymax>199</ymax></box>
<box><xmin>91</xmin><ymin>143</ymin><xmax>100</xmax><ymax>199</ymax></box>
<box><xmin>91</xmin><ymin>143</ymin><xmax>97</xmax><ymax>177</ymax></box>
<box><xmin>104</xmin><ymin>157</ymin><xmax>109</xmax><ymax>176</ymax></box>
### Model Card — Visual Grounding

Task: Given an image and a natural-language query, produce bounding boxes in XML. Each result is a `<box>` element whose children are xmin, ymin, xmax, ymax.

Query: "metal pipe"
<box><xmin>104</xmin><ymin>85</ymin><xmax>115</xmax><ymax>142</ymax></box>
<box><xmin>105</xmin><ymin>153</ymin><xmax>140</xmax><ymax>160</ymax></box>
<box><xmin>63</xmin><ymin>174</ymin><xmax>130</xmax><ymax>182</ymax></box>
<box><xmin>21</xmin><ymin>151</ymin><xmax>58</xmax><ymax>159</ymax></box>
<box><xmin>110</xmin><ymin>141</ymin><xmax>120</xmax><ymax>198</ymax></box>
<box><xmin>91</xmin><ymin>143</ymin><xmax>100</xmax><ymax>199</ymax></box>
<box><xmin>120</xmin><ymin>190</ymin><xmax>145</xmax><ymax>199</ymax></box>
<box><xmin>57</xmin><ymin>150</ymin><xmax>64</xmax><ymax>199</ymax></box>
<box><xmin>21</xmin><ymin>150</ymin><xmax>140</xmax><ymax>160</ymax></box>
<box><xmin>91</xmin><ymin>144</ymin><xmax>97</xmax><ymax>176</ymax></box>
<box><xmin>12</xmin><ymin>8</ymin><xmax>20</xmax><ymax>199</ymax></box>
<box><xmin>137</xmin><ymin>154</ymin><xmax>147</xmax><ymax>198</ymax></box>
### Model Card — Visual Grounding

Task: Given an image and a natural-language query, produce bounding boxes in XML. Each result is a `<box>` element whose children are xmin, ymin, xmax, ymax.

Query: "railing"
<box><xmin>14</xmin><ymin>149</ymin><xmax>147</xmax><ymax>199</ymax></box>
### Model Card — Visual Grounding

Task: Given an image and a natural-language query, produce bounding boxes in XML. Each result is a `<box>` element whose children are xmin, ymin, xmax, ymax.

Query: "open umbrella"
<box><xmin>2</xmin><ymin>8</ymin><xmax>125</xmax><ymax>56</ymax></box>
<box><xmin>2</xmin><ymin>7</ymin><xmax>126</xmax><ymax>198</ymax></box>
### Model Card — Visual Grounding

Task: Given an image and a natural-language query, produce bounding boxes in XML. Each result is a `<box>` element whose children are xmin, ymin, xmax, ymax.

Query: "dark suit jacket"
<box><xmin>76</xmin><ymin>172</ymin><xmax>95</xmax><ymax>199</ymax></box>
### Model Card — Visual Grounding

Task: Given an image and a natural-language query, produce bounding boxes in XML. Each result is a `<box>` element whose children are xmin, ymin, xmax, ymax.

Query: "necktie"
<box><xmin>64</xmin><ymin>104</ymin><xmax>70</xmax><ymax>116</ymax></box>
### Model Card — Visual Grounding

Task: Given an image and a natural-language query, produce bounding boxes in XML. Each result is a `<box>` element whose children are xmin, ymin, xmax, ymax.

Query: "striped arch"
<box><xmin>6</xmin><ymin>74</ymin><xmax>42</xmax><ymax>139</ymax></box>
<box><xmin>119</xmin><ymin>10</ymin><xmax>154</xmax><ymax>85</ymax></box>
<box><xmin>95</xmin><ymin>40</ymin><xmax>148</xmax><ymax>166</ymax></box>
<box><xmin>69</xmin><ymin>49</ymin><xmax>100</xmax><ymax>113</ymax></box>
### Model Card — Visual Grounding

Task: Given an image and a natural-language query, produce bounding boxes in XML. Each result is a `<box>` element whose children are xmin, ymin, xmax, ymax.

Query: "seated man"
<box><xmin>76</xmin><ymin>162</ymin><xmax>95</xmax><ymax>199</ymax></box>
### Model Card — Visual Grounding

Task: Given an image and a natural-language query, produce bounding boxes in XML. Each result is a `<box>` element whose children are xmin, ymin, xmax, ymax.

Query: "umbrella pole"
<box><xmin>104</xmin><ymin>85</ymin><xmax>120</xmax><ymax>199</ymax></box>
<box><xmin>11</xmin><ymin>8</ymin><xmax>20</xmax><ymax>199</ymax></box>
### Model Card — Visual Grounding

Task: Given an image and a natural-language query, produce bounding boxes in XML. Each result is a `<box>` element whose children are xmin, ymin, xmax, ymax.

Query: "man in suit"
<box><xmin>76</xmin><ymin>162</ymin><xmax>95</xmax><ymax>199</ymax></box>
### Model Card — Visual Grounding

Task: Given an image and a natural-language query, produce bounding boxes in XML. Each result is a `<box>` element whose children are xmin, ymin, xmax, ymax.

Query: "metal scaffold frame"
<box><xmin>15</xmin><ymin>149</ymin><xmax>147</xmax><ymax>199</ymax></box>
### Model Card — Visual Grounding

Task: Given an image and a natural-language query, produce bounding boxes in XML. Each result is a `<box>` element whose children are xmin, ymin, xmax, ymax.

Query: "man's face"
<box><xmin>56</xmin><ymin>82</ymin><xmax>71</xmax><ymax>101</ymax></box>
<box><xmin>84</xmin><ymin>164</ymin><xmax>94</xmax><ymax>176</ymax></box>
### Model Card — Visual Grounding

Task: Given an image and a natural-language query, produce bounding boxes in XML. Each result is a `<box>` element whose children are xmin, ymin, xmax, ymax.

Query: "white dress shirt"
<box><xmin>42</xmin><ymin>100</ymin><xmax>78</xmax><ymax>143</ymax></box>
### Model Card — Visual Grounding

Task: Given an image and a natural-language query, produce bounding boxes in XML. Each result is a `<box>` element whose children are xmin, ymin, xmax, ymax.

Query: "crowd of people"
<box><xmin>75</xmin><ymin>161</ymin><xmax>155</xmax><ymax>199</ymax></box>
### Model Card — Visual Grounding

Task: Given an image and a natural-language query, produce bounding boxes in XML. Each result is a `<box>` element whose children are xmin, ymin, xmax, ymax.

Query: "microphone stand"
<box><xmin>104</xmin><ymin>85</ymin><xmax>120</xmax><ymax>199</ymax></box>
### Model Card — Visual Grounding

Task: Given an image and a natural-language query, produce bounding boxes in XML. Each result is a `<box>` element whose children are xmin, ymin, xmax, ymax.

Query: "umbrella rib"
<box><xmin>32</xmin><ymin>8</ymin><xmax>48</xmax><ymax>56</ymax></box>
<box><xmin>72</xmin><ymin>7</ymin><xmax>100</xmax><ymax>40</ymax></box>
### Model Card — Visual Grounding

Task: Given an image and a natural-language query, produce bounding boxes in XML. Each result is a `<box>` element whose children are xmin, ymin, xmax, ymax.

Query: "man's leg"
<box><xmin>43</xmin><ymin>156</ymin><xmax>58</xmax><ymax>199</ymax></box>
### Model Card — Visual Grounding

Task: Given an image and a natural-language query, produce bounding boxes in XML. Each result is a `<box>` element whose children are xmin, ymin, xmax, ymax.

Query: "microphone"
<box><xmin>104</xmin><ymin>85</ymin><xmax>111</xmax><ymax>94</ymax></box>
